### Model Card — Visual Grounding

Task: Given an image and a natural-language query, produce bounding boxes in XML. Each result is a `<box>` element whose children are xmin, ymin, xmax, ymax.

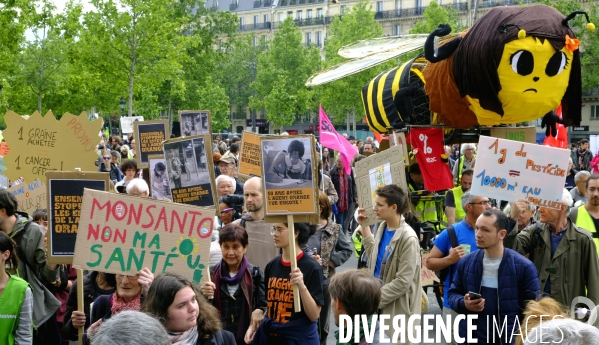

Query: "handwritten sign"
<box><xmin>3</xmin><ymin>111</ymin><xmax>103</xmax><ymax>183</ymax></box>
<box><xmin>133</xmin><ymin>120</ymin><xmax>169</xmax><ymax>168</ymax></box>
<box><xmin>8</xmin><ymin>179</ymin><xmax>46</xmax><ymax>216</ymax></box>
<box><xmin>163</xmin><ymin>135</ymin><xmax>218</xmax><ymax>209</ymax></box>
<box><xmin>46</xmin><ymin>171</ymin><xmax>111</xmax><ymax>264</ymax></box>
<box><xmin>355</xmin><ymin>145</ymin><xmax>407</xmax><ymax>227</ymax></box>
<box><xmin>471</xmin><ymin>136</ymin><xmax>570</xmax><ymax>208</ymax></box>
<box><xmin>238</xmin><ymin>131</ymin><xmax>262</xmax><ymax>181</ymax></box>
<box><xmin>261</xmin><ymin>136</ymin><xmax>318</xmax><ymax>216</ymax></box>
<box><xmin>72</xmin><ymin>189</ymin><xmax>213</xmax><ymax>284</ymax></box>
<box><xmin>490</xmin><ymin>127</ymin><xmax>536</xmax><ymax>144</ymax></box>
<box><xmin>120</xmin><ymin>116</ymin><xmax>144</xmax><ymax>134</ymax></box>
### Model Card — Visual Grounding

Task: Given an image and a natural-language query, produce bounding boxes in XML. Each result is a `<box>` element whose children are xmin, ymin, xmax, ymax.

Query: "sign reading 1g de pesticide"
<box><xmin>471</xmin><ymin>136</ymin><xmax>570</xmax><ymax>208</ymax></box>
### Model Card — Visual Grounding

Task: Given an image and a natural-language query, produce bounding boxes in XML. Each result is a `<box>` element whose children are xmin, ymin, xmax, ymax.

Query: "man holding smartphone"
<box><xmin>447</xmin><ymin>209</ymin><xmax>540</xmax><ymax>344</ymax></box>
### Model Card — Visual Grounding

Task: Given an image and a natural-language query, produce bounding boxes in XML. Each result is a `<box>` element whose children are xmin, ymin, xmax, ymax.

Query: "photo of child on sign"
<box><xmin>179</xmin><ymin>111</ymin><xmax>210</xmax><ymax>136</ymax></box>
<box><xmin>164</xmin><ymin>139</ymin><xmax>210</xmax><ymax>189</ymax></box>
<box><xmin>262</xmin><ymin>137</ymin><xmax>317</xmax><ymax>215</ymax></box>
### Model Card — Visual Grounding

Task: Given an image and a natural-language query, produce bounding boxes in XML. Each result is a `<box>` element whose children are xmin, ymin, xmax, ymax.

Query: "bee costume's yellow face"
<box><xmin>467</xmin><ymin>36</ymin><xmax>573</xmax><ymax>125</ymax></box>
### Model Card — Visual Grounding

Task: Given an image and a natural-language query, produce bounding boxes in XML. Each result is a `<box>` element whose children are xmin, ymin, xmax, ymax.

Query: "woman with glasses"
<box><xmin>143</xmin><ymin>273</ymin><xmax>236</xmax><ymax>345</ymax></box>
<box><xmin>98</xmin><ymin>151</ymin><xmax>122</xmax><ymax>184</ymax></box>
<box><xmin>246</xmin><ymin>222</ymin><xmax>323</xmax><ymax>344</ymax></box>
<box><xmin>200</xmin><ymin>224</ymin><xmax>266</xmax><ymax>345</ymax></box>
<box><xmin>303</xmin><ymin>191</ymin><xmax>352</xmax><ymax>345</ymax></box>
<box><xmin>86</xmin><ymin>268</ymin><xmax>154</xmax><ymax>342</ymax></box>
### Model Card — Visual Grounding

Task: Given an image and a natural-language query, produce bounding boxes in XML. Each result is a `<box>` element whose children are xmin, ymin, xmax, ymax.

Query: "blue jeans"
<box><xmin>335</xmin><ymin>208</ymin><xmax>350</xmax><ymax>234</ymax></box>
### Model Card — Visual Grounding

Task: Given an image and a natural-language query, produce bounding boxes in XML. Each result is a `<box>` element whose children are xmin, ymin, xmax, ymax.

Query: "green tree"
<box><xmin>409</xmin><ymin>1</ymin><xmax>464</xmax><ymax>34</ymax></box>
<box><xmin>197</xmin><ymin>76</ymin><xmax>231</xmax><ymax>132</ymax></box>
<box><xmin>317</xmin><ymin>0</ymin><xmax>387</xmax><ymax>125</ymax></box>
<box><xmin>250</xmin><ymin>17</ymin><xmax>320</xmax><ymax>127</ymax></box>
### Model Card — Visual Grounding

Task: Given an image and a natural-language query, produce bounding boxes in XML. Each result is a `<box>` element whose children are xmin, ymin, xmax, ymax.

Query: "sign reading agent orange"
<box><xmin>238</xmin><ymin>131</ymin><xmax>262</xmax><ymax>181</ymax></box>
<box><xmin>72</xmin><ymin>189</ymin><xmax>214</xmax><ymax>284</ymax></box>
<box><xmin>261</xmin><ymin>135</ymin><xmax>318</xmax><ymax>216</ymax></box>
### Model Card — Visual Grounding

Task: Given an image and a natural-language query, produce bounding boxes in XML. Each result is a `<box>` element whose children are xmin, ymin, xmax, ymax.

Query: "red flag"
<box><xmin>408</xmin><ymin>128</ymin><xmax>454</xmax><ymax>192</ymax></box>
<box><xmin>319</xmin><ymin>105</ymin><xmax>358</xmax><ymax>173</ymax></box>
<box><xmin>543</xmin><ymin>105</ymin><xmax>569</xmax><ymax>149</ymax></box>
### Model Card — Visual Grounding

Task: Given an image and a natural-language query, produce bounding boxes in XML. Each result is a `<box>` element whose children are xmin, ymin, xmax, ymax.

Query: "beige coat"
<box><xmin>363</xmin><ymin>219</ymin><xmax>422</xmax><ymax>345</ymax></box>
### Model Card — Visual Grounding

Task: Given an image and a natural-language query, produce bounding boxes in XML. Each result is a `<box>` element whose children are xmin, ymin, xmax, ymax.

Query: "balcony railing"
<box><xmin>279</xmin><ymin>0</ymin><xmax>324</xmax><ymax>6</ymax></box>
<box><xmin>478</xmin><ymin>0</ymin><xmax>536</xmax><ymax>8</ymax></box>
<box><xmin>239</xmin><ymin>22</ymin><xmax>272</xmax><ymax>31</ymax></box>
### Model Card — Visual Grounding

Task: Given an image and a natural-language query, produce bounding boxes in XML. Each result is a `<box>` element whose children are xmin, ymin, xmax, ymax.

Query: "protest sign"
<box><xmin>148</xmin><ymin>154</ymin><xmax>172</xmax><ymax>201</ymax></box>
<box><xmin>0</xmin><ymin>142</ymin><xmax>10</xmax><ymax>156</ymax></box>
<box><xmin>46</xmin><ymin>171</ymin><xmax>111</xmax><ymax>264</ymax></box>
<box><xmin>178</xmin><ymin>110</ymin><xmax>211</xmax><ymax>137</ymax></box>
<box><xmin>120</xmin><ymin>116</ymin><xmax>144</xmax><ymax>134</ymax></box>
<box><xmin>238</xmin><ymin>131</ymin><xmax>262</xmax><ymax>181</ymax></box>
<box><xmin>72</xmin><ymin>189</ymin><xmax>213</xmax><ymax>284</ymax></box>
<box><xmin>163</xmin><ymin>135</ymin><xmax>217</xmax><ymax>208</ymax></box>
<box><xmin>490</xmin><ymin>127</ymin><xmax>536</xmax><ymax>144</ymax></box>
<box><xmin>8</xmin><ymin>179</ymin><xmax>46</xmax><ymax>216</ymax></box>
<box><xmin>133</xmin><ymin>120</ymin><xmax>169</xmax><ymax>168</ymax></box>
<box><xmin>261</xmin><ymin>135</ymin><xmax>318</xmax><ymax>216</ymax></box>
<box><xmin>471</xmin><ymin>135</ymin><xmax>570</xmax><ymax>208</ymax></box>
<box><xmin>354</xmin><ymin>145</ymin><xmax>408</xmax><ymax>227</ymax></box>
<box><xmin>2</xmin><ymin>110</ymin><xmax>103</xmax><ymax>183</ymax></box>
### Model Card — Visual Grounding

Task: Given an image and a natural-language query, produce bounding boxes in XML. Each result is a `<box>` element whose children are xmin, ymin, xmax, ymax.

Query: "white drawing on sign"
<box><xmin>419</xmin><ymin>134</ymin><xmax>432</xmax><ymax>154</ymax></box>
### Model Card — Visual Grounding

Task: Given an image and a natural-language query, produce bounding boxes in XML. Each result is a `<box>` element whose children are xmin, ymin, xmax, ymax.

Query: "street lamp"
<box><xmin>120</xmin><ymin>97</ymin><xmax>126</xmax><ymax>117</ymax></box>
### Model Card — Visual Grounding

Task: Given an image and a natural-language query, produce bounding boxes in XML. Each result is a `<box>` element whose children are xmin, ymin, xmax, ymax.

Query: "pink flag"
<box><xmin>319</xmin><ymin>105</ymin><xmax>358</xmax><ymax>173</ymax></box>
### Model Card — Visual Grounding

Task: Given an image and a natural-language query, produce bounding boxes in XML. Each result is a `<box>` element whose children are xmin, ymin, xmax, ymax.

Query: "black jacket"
<box><xmin>329</xmin><ymin>166</ymin><xmax>357</xmax><ymax>206</ymax></box>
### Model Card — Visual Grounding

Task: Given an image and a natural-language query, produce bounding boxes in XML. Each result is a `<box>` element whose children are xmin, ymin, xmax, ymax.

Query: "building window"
<box><xmin>316</xmin><ymin>31</ymin><xmax>321</xmax><ymax>46</ymax></box>
<box><xmin>396</xmin><ymin>0</ymin><xmax>401</xmax><ymax>10</ymax></box>
<box><xmin>592</xmin><ymin>105</ymin><xmax>599</xmax><ymax>120</ymax></box>
<box><xmin>376</xmin><ymin>1</ymin><xmax>383</xmax><ymax>12</ymax></box>
<box><xmin>297</xmin><ymin>10</ymin><xmax>302</xmax><ymax>20</ymax></box>
<box><xmin>263</xmin><ymin>14</ymin><xmax>268</xmax><ymax>23</ymax></box>
<box><xmin>287</xmin><ymin>11</ymin><xmax>293</xmax><ymax>18</ymax></box>
<box><xmin>279</xmin><ymin>13</ymin><xmax>284</xmax><ymax>22</ymax></box>
<box><xmin>317</xmin><ymin>8</ymin><xmax>323</xmax><ymax>17</ymax></box>
<box><xmin>218</xmin><ymin>39</ymin><xmax>223</xmax><ymax>50</ymax></box>
<box><xmin>415</xmin><ymin>0</ymin><xmax>422</xmax><ymax>10</ymax></box>
<box><xmin>253</xmin><ymin>36</ymin><xmax>258</xmax><ymax>46</ymax></box>
<box><xmin>394</xmin><ymin>24</ymin><xmax>401</xmax><ymax>35</ymax></box>
<box><xmin>340</xmin><ymin>5</ymin><xmax>347</xmax><ymax>14</ymax></box>
<box><xmin>305</xmin><ymin>32</ymin><xmax>311</xmax><ymax>45</ymax></box>
<box><xmin>254</xmin><ymin>15</ymin><xmax>258</xmax><ymax>27</ymax></box>
<box><xmin>239</xmin><ymin>17</ymin><xmax>245</xmax><ymax>27</ymax></box>
<box><xmin>262</xmin><ymin>35</ymin><xmax>267</xmax><ymax>42</ymax></box>
<box><xmin>307</xmin><ymin>9</ymin><xmax>312</xmax><ymax>19</ymax></box>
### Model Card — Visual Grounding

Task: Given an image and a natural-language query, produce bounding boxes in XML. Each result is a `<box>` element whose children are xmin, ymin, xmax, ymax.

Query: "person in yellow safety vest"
<box><xmin>408</xmin><ymin>163</ymin><xmax>445</xmax><ymax>229</ymax></box>
<box><xmin>452</xmin><ymin>144</ymin><xmax>476</xmax><ymax>183</ymax></box>
<box><xmin>441</xmin><ymin>169</ymin><xmax>473</xmax><ymax>227</ymax></box>
<box><xmin>569</xmin><ymin>175</ymin><xmax>599</xmax><ymax>257</ymax></box>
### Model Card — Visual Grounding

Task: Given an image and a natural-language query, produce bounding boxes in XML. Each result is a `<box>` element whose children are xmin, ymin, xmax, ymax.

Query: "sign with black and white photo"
<box><xmin>148</xmin><ymin>154</ymin><xmax>172</xmax><ymax>201</ymax></box>
<box><xmin>178</xmin><ymin>110</ymin><xmax>211</xmax><ymax>137</ymax></box>
<box><xmin>133</xmin><ymin>120</ymin><xmax>169</xmax><ymax>168</ymax></box>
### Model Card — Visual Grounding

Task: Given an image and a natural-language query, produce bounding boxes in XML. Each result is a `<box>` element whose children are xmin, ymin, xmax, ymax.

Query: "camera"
<box><xmin>219</xmin><ymin>194</ymin><xmax>245</xmax><ymax>222</ymax></box>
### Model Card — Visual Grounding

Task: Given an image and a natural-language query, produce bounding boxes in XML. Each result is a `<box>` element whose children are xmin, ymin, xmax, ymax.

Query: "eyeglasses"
<box><xmin>103</xmin><ymin>157</ymin><xmax>111</xmax><ymax>160</ymax></box>
<box><xmin>220</xmin><ymin>208</ymin><xmax>234</xmax><ymax>214</ymax></box>
<box><xmin>469</xmin><ymin>200</ymin><xmax>491</xmax><ymax>206</ymax></box>
<box><xmin>115</xmin><ymin>274</ymin><xmax>138</xmax><ymax>280</ymax></box>
<box><xmin>269</xmin><ymin>226</ymin><xmax>287</xmax><ymax>236</ymax></box>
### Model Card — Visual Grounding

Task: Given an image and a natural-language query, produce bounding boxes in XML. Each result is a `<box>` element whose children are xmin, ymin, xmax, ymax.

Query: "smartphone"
<box><xmin>468</xmin><ymin>291</ymin><xmax>482</xmax><ymax>300</ymax></box>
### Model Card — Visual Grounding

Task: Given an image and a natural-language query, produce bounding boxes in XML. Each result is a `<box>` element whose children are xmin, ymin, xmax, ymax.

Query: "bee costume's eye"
<box><xmin>510</xmin><ymin>50</ymin><xmax>534</xmax><ymax>76</ymax></box>
<box><xmin>545</xmin><ymin>52</ymin><xmax>568</xmax><ymax>77</ymax></box>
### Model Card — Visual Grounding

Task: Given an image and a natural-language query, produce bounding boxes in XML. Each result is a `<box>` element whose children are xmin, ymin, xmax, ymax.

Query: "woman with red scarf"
<box><xmin>86</xmin><ymin>268</ymin><xmax>154</xmax><ymax>342</ymax></box>
<box><xmin>200</xmin><ymin>224</ymin><xmax>267</xmax><ymax>345</ymax></box>
<box><xmin>330</xmin><ymin>156</ymin><xmax>357</xmax><ymax>234</ymax></box>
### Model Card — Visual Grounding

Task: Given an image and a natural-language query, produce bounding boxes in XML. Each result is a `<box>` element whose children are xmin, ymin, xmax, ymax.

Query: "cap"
<box><xmin>347</xmin><ymin>135</ymin><xmax>356</xmax><ymax>140</ymax></box>
<box><xmin>578</xmin><ymin>139</ymin><xmax>589</xmax><ymax>144</ymax></box>
<box><xmin>218</xmin><ymin>154</ymin><xmax>236</xmax><ymax>165</ymax></box>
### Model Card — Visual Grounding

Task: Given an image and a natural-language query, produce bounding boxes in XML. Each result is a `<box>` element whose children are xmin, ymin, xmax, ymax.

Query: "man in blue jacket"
<box><xmin>448</xmin><ymin>209</ymin><xmax>540</xmax><ymax>345</ymax></box>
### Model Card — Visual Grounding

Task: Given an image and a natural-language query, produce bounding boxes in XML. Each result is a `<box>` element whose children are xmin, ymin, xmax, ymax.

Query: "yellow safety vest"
<box><xmin>441</xmin><ymin>186</ymin><xmax>466</xmax><ymax>227</ymax></box>
<box><xmin>574</xmin><ymin>205</ymin><xmax>599</xmax><ymax>257</ymax></box>
<box><xmin>409</xmin><ymin>184</ymin><xmax>445</xmax><ymax>229</ymax></box>
<box><xmin>456</xmin><ymin>155</ymin><xmax>476</xmax><ymax>186</ymax></box>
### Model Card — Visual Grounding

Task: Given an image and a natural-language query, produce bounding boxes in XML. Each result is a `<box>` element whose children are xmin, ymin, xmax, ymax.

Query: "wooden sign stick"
<box><xmin>77</xmin><ymin>269</ymin><xmax>84</xmax><ymax>345</ymax></box>
<box><xmin>287</xmin><ymin>215</ymin><xmax>301</xmax><ymax>312</ymax></box>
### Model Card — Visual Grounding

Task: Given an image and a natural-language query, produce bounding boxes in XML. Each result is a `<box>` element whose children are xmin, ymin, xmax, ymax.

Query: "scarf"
<box><xmin>167</xmin><ymin>325</ymin><xmax>198</xmax><ymax>345</ymax></box>
<box><xmin>212</xmin><ymin>256</ymin><xmax>253</xmax><ymax>344</ymax></box>
<box><xmin>338</xmin><ymin>168</ymin><xmax>349</xmax><ymax>213</ymax></box>
<box><xmin>110</xmin><ymin>292</ymin><xmax>141</xmax><ymax>316</ymax></box>
<box><xmin>335</xmin><ymin>315</ymin><xmax>374</xmax><ymax>345</ymax></box>
<box><xmin>578</xmin><ymin>148</ymin><xmax>587</xmax><ymax>169</ymax></box>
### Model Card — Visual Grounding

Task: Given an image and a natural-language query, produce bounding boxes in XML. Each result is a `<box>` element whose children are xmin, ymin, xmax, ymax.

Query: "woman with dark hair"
<box><xmin>330</xmin><ymin>156</ymin><xmax>357</xmax><ymax>234</ymax></box>
<box><xmin>247</xmin><ymin>222</ymin><xmax>323</xmax><ymax>344</ymax></box>
<box><xmin>200</xmin><ymin>224</ymin><xmax>266</xmax><ymax>345</ymax></box>
<box><xmin>115</xmin><ymin>159</ymin><xmax>139</xmax><ymax>193</ymax></box>
<box><xmin>0</xmin><ymin>231</ymin><xmax>33</xmax><ymax>344</ymax></box>
<box><xmin>152</xmin><ymin>162</ymin><xmax>171</xmax><ymax>200</ymax></box>
<box><xmin>142</xmin><ymin>273</ymin><xmax>236</xmax><ymax>345</ymax></box>
<box><xmin>303</xmin><ymin>191</ymin><xmax>352</xmax><ymax>345</ymax></box>
<box><xmin>264</xmin><ymin>140</ymin><xmax>308</xmax><ymax>183</ymax></box>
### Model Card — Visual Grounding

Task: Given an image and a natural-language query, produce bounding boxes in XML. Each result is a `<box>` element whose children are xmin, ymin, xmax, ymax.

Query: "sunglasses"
<box><xmin>220</xmin><ymin>208</ymin><xmax>234</xmax><ymax>214</ymax></box>
<box><xmin>103</xmin><ymin>157</ymin><xmax>111</xmax><ymax>160</ymax></box>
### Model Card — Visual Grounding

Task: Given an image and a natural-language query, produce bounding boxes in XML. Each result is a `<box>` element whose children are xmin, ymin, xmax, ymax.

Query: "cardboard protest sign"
<box><xmin>2</xmin><ymin>111</ymin><xmax>103</xmax><ymax>183</ymax></box>
<box><xmin>471</xmin><ymin>136</ymin><xmax>570</xmax><ymax>208</ymax></box>
<box><xmin>355</xmin><ymin>145</ymin><xmax>408</xmax><ymax>227</ymax></box>
<box><xmin>133</xmin><ymin>120</ymin><xmax>169</xmax><ymax>168</ymax></box>
<box><xmin>148</xmin><ymin>154</ymin><xmax>172</xmax><ymax>201</ymax></box>
<box><xmin>490</xmin><ymin>127</ymin><xmax>536</xmax><ymax>144</ymax></box>
<box><xmin>46</xmin><ymin>171</ymin><xmax>111</xmax><ymax>264</ymax></box>
<box><xmin>0</xmin><ymin>142</ymin><xmax>10</xmax><ymax>156</ymax></box>
<box><xmin>8</xmin><ymin>179</ymin><xmax>46</xmax><ymax>216</ymax></box>
<box><xmin>261</xmin><ymin>135</ymin><xmax>318</xmax><ymax>216</ymax></box>
<box><xmin>163</xmin><ymin>135</ymin><xmax>217</xmax><ymax>208</ymax></box>
<box><xmin>72</xmin><ymin>189</ymin><xmax>213</xmax><ymax>284</ymax></box>
<box><xmin>178</xmin><ymin>110</ymin><xmax>211</xmax><ymax>137</ymax></box>
<box><xmin>238</xmin><ymin>131</ymin><xmax>262</xmax><ymax>181</ymax></box>
<box><xmin>120</xmin><ymin>116</ymin><xmax>144</xmax><ymax>134</ymax></box>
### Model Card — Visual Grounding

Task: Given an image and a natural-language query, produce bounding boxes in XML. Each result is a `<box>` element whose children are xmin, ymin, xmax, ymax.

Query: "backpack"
<box><xmin>438</xmin><ymin>225</ymin><xmax>458</xmax><ymax>283</ymax></box>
